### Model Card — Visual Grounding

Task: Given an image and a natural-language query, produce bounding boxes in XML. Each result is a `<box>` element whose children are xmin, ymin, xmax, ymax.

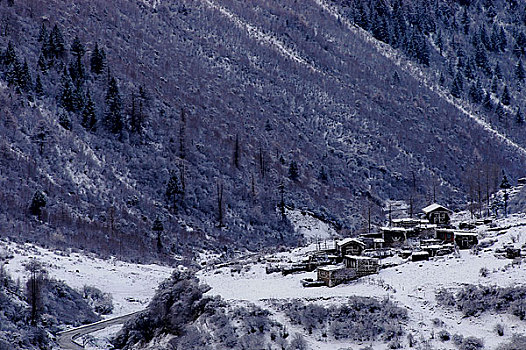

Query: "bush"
<box><xmin>497</xmin><ymin>335</ymin><xmax>526</xmax><ymax>350</ymax></box>
<box><xmin>459</xmin><ymin>336</ymin><xmax>484</xmax><ymax>350</ymax></box>
<box><xmin>281</xmin><ymin>297</ymin><xmax>407</xmax><ymax>342</ymax></box>
<box><xmin>437</xmin><ymin>285</ymin><xmax>526</xmax><ymax>319</ymax></box>
<box><xmin>453</xmin><ymin>333</ymin><xmax>464</xmax><ymax>346</ymax></box>
<box><xmin>438</xmin><ymin>330</ymin><xmax>450</xmax><ymax>342</ymax></box>
<box><xmin>495</xmin><ymin>323</ymin><xmax>504</xmax><ymax>336</ymax></box>
<box><xmin>83</xmin><ymin>286</ymin><xmax>114</xmax><ymax>315</ymax></box>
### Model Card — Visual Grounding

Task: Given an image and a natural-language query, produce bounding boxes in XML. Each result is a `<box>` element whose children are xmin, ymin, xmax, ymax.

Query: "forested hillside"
<box><xmin>0</xmin><ymin>0</ymin><xmax>524</xmax><ymax>262</ymax></box>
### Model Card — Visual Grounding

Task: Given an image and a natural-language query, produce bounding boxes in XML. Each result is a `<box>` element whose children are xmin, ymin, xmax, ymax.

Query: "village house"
<box><xmin>436</xmin><ymin>228</ymin><xmax>455</xmax><ymax>243</ymax></box>
<box><xmin>337</xmin><ymin>238</ymin><xmax>366</xmax><ymax>256</ymax></box>
<box><xmin>392</xmin><ymin>218</ymin><xmax>429</xmax><ymax>229</ymax></box>
<box><xmin>317</xmin><ymin>265</ymin><xmax>356</xmax><ymax>287</ymax></box>
<box><xmin>422</xmin><ymin>203</ymin><xmax>452</xmax><ymax>226</ymax></box>
<box><xmin>343</xmin><ymin>255</ymin><xmax>379</xmax><ymax>277</ymax></box>
<box><xmin>411</xmin><ymin>251</ymin><xmax>430</xmax><ymax>261</ymax></box>
<box><xmin>454</xmin><ymin>231</ymin><xmax>478</xmax><ymax>249</ymax></box>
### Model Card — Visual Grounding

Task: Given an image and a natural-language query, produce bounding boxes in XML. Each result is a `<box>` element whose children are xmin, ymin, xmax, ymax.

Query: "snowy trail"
<box><xmin>312</xmin><ymin>0</ymin><xmax>526</xmax><ymax>158</ymax></box>
<box><xmin>201</xmin><ymin>0</ymin><xmax>321</xmax><ymax>74</ymax></box>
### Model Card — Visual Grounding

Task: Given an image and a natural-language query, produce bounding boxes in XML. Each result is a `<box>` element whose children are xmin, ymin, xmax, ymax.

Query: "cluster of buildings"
<box><xmin>282</xmin><ymin>203</ymin><xmax>482</xmax><ymax>288</ymax></box>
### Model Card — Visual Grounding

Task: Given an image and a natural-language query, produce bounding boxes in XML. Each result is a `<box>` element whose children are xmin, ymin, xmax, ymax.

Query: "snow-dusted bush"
<box><xmin>497</xmin><ymin>335</ymin><xmax>526</xmax><ymax>350</ymax></box>
<box><xmin>437</xmin><ymin>285</ymin><xmax>526</xmax><ymax>319</ymax></box>
<box><xmin>495</xmin><ymin>323</ymin><xmax>504</xmax><ymax>336</ymax></box>
<box><xmin>83</xmin><ymin>285</ymin><xmax>114</xmax><ymax>315</ymax></box>
<box><xmin>438</xmin><ymin>330</ymin><xmax>450</xmax><ymax>342</ymax></box>
<box><xmin>459</xmin><ymin>336</ymin><xmax>484</xmax><ymax>350</ymax></box>
<box><xmin>280</xmin><ymin>297</ymin><xmax>407</xmax><ymax>342</ymax></box>
<box><xmin>114</xmin><ymin>271</ymin><xmax>288</xmax><ymax>349</ymax></box>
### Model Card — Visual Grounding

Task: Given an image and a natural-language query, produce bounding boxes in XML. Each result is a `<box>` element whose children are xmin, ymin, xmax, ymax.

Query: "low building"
<box><xmin>337</xmin><ymin>238</ymin><xmax>366</xmax><ymax>256</ymax></box>
<box><xmin>392</xmin><ymin>218</ymin><xmax>429</xmax><ymax>229</ymax></box>
<box><xmin>422</xmin><ymin>203</ymin><xmax>452</xmax><ymax>226</ymax></box>
<box><xmin>343</xmin><ymin>255</ymin><xmax>379</xmax><ymax>277</ymax></box>
<box><xmin>411</xmin><ymin>251</ymin><xmax>430</xmax><ymax>261</ymax></box>
<box><xmin>454</xmin><ymin>231</ymin><xmax>478</xmax><ymax>249</ymax></box>
<box><xmin>317</xmin><ymin>265</ymin><xmax>356</xmax><ymax>287</ymax></box>
<box><xmin>379</xmin><ymin>227</ymin><xmax>409</xmax><ymax>246</ymax></box>
<box><xmin>436</xmin><ymin>228</ymin><xmax>455</xmax><ymax>243</ymax></box>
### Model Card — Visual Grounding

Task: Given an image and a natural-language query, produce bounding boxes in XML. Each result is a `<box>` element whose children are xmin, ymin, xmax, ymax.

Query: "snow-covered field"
<box><xmin>0</xmin><ymin>240</ymin><xmax>174</xmax><ymax>347</ymax></box>
<box><xmin>198</xmin><ymin>213</ymin><xmax>526</xmax><ymax>350</ymax></box>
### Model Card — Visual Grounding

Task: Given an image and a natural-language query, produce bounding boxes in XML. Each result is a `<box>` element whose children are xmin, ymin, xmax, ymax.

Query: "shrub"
<box><xmin>281</xmin><ymin>297</ymin><xmax>407</xmax><ymax>343</ymax></box>
<box><xmin>83</xmin><ymin>285</ymin><xmax>114</xmax><ymax>315</ymax></box>
<box><xmin>438</xmin><ymin>330</ymin><xmax>450</xmax><ymax>342</ymax></box>
<box><xmin>459</xmin><ymin>336</ymin><xmax>484</xmax><ymax>350</ymax></box>
<box><xmin>497</xmin><ymin>335</ymin><xmax>526</xmax><ymax>350</ymax></box>
<box><xmin>452</xmin><ymin>333</ymin><xmax>464</xmax><ymax>346</ymax></box>
<box><xmin>495</xmin><ymin>323</ymin><xmax>504</xmax><ymax>336</ymax></box>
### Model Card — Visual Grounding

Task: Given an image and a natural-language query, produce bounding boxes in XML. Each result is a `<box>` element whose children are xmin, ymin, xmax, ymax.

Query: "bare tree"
<box><xmin>25</xmin><ymin>259</ymin><xmax>46</xmax><ymax>325</ymax></box>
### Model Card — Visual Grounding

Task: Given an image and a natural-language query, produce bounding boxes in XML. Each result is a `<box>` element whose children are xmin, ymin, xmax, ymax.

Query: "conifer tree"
<box><xmin>58</xmin><ymin>112</ymin><xmax>72</xmax><ymax>131</ymax></box>
<box><xmin>70</xmin><ymin>36</ymin><xmax>85</xmax><ymax>59</ymax></box>
<box><xmin>3</xmin><ymin>41</ymin><xmax>16</xmax><ymax>66</ymax></box>
<box><xmin>105</xmin><ymin>76</ymin><xmax>123</xmax><ymax>133</ymax></box>
<box><xmin>516</xmin><ymin>107</ymin><xmax>524</xmax><ymax>124</ymax></box>
<box><xmin>82</xmin><ymin>89</ymin><xmax>97</xmax><ymax>131</ymax></box>
<box><xmin>49</xmin><ymin>25</ymin><xmax>65</xmax><ymax>58</ymax></box>
<box><xmin>152</xmin><ymin>216</ymin><xmax>164</xmax><ymax>252</ymax></box>
<box><xmin>19</xmin><ymin>59</ymin><xmax>32</xmax><ymax>92</ymax></box>
<box><xmin>288</xmin><ymin>160</ymin><xmax>300</xmax><ymax>181</ymax></box>
<box><xmin>29</xmin><ymin>191</ymin><xmax>46</xmax><ymax>216</ymax></box>
<box><xmin>515</xmin><ymin>59</ymin><xmax>525</xmax><ymax>83</ymax></box>
<box><xmin>475</xmin><ymin>43</ymin><xmax>491</xmax><ymax>75</ymax></box>
<box><xmin>37</xmin><ymin>23</ymin><xmax>48</xmax><ymax>43</ymax></box>
<box><xmin>35</xmin><ymin>74</ymin><xmax>44</xmax><ymax>98</ymax></box>
<box><xmin>59</xmin><ymin>70</ymin><xmax>75</xmax><ymax>112</ymax></box>
<box><xmin>37</xmin><ymin>53</ymin><xmax>47</xmax><ymax>74</ymax></box>
<box><xmin>166</xmin><ymin>170</ymin><xmax>183</xmax><ymax>212</ymax></box>
<box><xmin>450</xmin><ymin>71</ymin><xmax>464</xmax><ymax>98</ymax></box>
<box><xmin>501</xmin><ymin>85</ymin><xmax>511</xmax><ymax>106</ymax></box>
<box><xmin>469</xmin><ymin>80</ymin><xmax>483</xmax><ymax>104</ymax></box>
<box><xmin>129</xmin><ymin>93</ymin><xmax>145</xmax><ymax>134</ymax></box>
<box><xmin>90</xmin><ymin>42</ymin><xmax>106</xmax><ymax>75</ymax></box>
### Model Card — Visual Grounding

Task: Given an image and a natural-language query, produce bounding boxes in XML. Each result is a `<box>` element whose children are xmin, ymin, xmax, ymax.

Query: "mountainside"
<box><xmin>0</xmin><ymin>0</ymin><xmax>525</xmax><ymax>262</ymax></box>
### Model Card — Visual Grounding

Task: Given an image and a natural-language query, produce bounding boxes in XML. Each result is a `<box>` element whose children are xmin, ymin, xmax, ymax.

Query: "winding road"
<box><xmin>57</xmin><ymin>311</ymin><xmax>142</xmax><ymax>349</ymax></box>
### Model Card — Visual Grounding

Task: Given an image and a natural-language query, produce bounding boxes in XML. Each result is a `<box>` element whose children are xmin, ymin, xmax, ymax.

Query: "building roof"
<box><xmin>454</xmin><ymin>231</ymin><xmax>478</xmax><ymax>237</ymax></box>
<box><xmin>392</xmin><ymin>218</ymin><xmax>428</xmax><ymax>224</ymax></box>
<box><xmin>338</xmin><ymin>238</ymin><xmax>365</xmax><ymax>247</ymax></box>
<box><xmin>422</xmin><ymin>203</ymin><xmax>452</xmax><ymax>214</ymax></box>
<box><xmin>380</xmin><ymin>227</ymin><xmax>409</xmax><ymax>232</ymax></box>
<box><xmin>412</xmin><ymin>251</ymin><xmax>430</xmax><ymax>256</ymax></box>
<box><xmin>344</xmin><ymin>255</ymin><xmax>378</xmax><ymax>261</ymax></box>
<box><xmin>318</xmin><ymin>265</ymin><xmax>345</xmax><ymax>271</ymax></box>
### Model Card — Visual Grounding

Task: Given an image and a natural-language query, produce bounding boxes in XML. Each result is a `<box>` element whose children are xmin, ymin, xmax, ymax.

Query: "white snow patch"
<box><xmin>287</xmin><ymin>208</ymin><xmax>340</xmax><ymax>240</ymax></box>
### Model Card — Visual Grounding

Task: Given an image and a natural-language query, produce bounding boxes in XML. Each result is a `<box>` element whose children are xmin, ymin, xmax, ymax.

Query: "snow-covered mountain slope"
<box><xmin>2</xmin><ymin>0</ymin><xmax>526</xmax><ymax>265</ymax></box>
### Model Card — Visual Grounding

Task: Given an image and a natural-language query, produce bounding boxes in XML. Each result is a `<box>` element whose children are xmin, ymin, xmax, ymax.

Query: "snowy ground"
<box><xmin>287</xmin><ymin>208</ymin><xmax>340</xmax><ymax>241</ymax></box>
<box><xmin>0</xmin><ymin>239</ymin><xmax>174</xmax><ymax>347</ymax></box>
<box><xmin>198</xmin><ymin>212</ymin><xmax>526</xmax><ymax>350</ymax></box>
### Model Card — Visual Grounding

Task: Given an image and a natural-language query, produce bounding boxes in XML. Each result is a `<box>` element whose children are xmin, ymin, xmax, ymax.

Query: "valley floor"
<box><xmin>2</xmin><ymin>211</ymin><xmax>526</xmax><ymax>349</ymax></box>
<box><xmin>197</xmin><ymin>213</ymin><xmax>526</xmax><ymax>350</ymax></box>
